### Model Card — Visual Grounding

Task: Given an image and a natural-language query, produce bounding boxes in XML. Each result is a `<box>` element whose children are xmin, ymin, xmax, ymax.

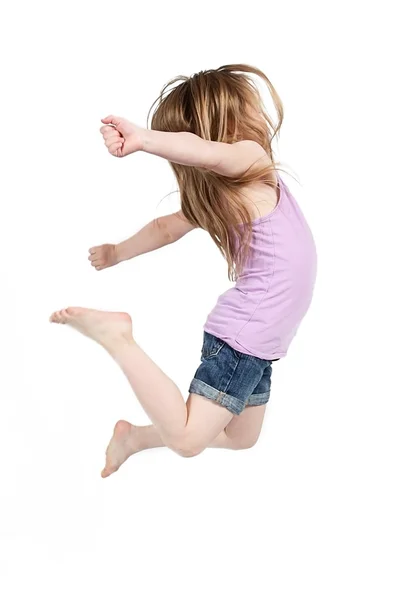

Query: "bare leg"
<box><xmin>101</xmin><ymin>405</ymin><xmax>267</xmax><ymax>477</ymax></box>
<box><xmin>50</xmin><ymin>307</ymin><xmax>234</xmax><ymax>464</ymax></box>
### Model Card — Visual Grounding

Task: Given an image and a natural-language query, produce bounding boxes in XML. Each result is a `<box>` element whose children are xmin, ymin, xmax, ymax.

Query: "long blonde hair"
<box><xmin>148</xmin><ymin>64</ymin><xmax>284</xmax><ymax>281</ymax></box>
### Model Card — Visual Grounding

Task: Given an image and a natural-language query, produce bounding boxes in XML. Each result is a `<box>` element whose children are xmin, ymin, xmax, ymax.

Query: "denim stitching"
<box><xmin>202</xmin><ymin>333</ymin><xmax>225</xmax><ymax>359</ymax></box>
<box><xmin>189</xmin><ymin>378</ymin><xmax>243</xmax><ymax>415</ymax></box>
<box><xmin>220</xmin><ymin>350</ymin><xmax>241</xmax><ymax>396</ymax></box>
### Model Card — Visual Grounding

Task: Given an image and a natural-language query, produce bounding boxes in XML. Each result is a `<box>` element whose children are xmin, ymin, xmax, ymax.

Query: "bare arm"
<box><xmin>89</xmin><ymin>211</ymin><xmax>197</xmax><ymax>271</ymax></box>
<box><xmin>100</xmin><ymin>116</ymin><xmax>270</xmax><ymax>178</ymax></box>
<box><xmin>116</xmin><ymin>210</ymin><xmax>197</xmax><ymax>262</ymax></box>
<box><xmin>140</xmin><ymin>131</ymin><xmax>269</xmax><ymax>178</ymax></box>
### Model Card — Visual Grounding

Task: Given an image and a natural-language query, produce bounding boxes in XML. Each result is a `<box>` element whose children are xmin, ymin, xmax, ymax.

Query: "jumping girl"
<box><xmin>50</xmin><ymin>64</ymin><xmax>317</xmax><ymax>477</ymax></box>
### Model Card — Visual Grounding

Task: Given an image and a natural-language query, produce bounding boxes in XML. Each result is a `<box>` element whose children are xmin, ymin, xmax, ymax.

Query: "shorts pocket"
<box><xmin>201</xmin><ymin>332</ymin><xmax>226</xmax><ymax>359</ymax></box>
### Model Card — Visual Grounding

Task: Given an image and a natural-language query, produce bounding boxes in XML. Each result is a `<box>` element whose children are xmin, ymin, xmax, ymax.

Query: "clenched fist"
<box><xmin>100</xmin><ymin>115</ymin><xmax>144</xmax><ymax>157</ymax></box>
<box><xmin>88</xmin><ymin>244</ymin><xmax>119</xmax><ymax>271</ymax></box>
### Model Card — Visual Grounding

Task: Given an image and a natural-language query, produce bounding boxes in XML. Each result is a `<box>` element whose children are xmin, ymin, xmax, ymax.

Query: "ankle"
<box><xmin>104</xmin><ymin>334</ymin><xmax>136</xmax><ymax>356</ymax></box>
<box><xmin>131</xmin><ymin>425</ymin><xmax>160</xmax><ymax>452</ymax></box>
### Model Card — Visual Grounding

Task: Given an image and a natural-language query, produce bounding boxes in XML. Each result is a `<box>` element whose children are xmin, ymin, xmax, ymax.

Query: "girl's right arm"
<box><xmin>100</xmin><ymin>115</ymin><xmax>270</xmax><ymax>178</ymax></box>
<box><xmin>88</xmin><ymin>211</ymin><xmax>196</xmax><ymax>271</ymax></box>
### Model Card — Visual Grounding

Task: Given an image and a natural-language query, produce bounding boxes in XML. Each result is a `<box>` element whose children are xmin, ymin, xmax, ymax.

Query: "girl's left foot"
<box><xmin>49</xmin><ymin>306</ymin><xmax>133</xmax><ymax>350</ymax></box>
<box><xmin>101</xmin><ymin>420</ymin><xmax>142</xmax><ymax>478</ymax></box>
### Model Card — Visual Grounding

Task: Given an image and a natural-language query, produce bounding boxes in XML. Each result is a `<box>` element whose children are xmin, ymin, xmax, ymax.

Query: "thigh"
<box><xmin>184</xmin><ymin>392</ymin><xmax>234</xmax><ymax>448</ymax></box>
<box><xmin>225</xmin><ymin>404</ymin><xmax>267</xmax><ymax>444</ymax></box>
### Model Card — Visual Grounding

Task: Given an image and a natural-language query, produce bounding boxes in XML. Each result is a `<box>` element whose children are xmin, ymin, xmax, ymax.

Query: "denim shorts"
<box><xmin>188</xmin><ymin>331</ymin><xmax>276</xmax><ymax>416</ymax></box>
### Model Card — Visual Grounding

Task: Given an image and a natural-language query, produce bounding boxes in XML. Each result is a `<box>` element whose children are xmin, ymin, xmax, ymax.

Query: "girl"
<box><xmin>50</xmin><ymin>64</ymin><xmax>317</xmax><ymax>477</ymax></box>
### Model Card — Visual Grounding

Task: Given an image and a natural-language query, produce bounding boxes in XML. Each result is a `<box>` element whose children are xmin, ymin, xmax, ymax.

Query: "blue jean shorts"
<box><xmin>188</xmin><ymin>331</ymin><xmax>276</xmax><ymax>416</ymax></box>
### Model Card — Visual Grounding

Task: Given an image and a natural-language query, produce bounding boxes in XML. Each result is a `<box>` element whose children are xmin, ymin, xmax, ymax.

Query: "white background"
<box><xmin>1</xmin><ymin>1</ymin><xmax>415</xmax><ymax>598</ymax></box>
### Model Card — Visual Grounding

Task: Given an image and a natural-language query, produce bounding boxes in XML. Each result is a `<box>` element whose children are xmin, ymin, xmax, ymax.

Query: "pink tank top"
<box><xmin>204</xmin><ymin>173</ymin><xmax>317</xmax><ymax>360</ymax></box>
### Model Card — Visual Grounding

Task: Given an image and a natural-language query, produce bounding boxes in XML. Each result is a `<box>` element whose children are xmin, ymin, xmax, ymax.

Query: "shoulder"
<box><xmin>212</xmin><ymin>139</ymin><xmax>272</xmax><ymax>178</ymax></box>
<box><xmin>232</xmin><ymin>140</ymin><xmax>269</xmax><ymax>163</ymax></box>
<box><xmin>234</xmin><ymin>139</ymin><xmax>265</xmax><ymax>153</ymax></box>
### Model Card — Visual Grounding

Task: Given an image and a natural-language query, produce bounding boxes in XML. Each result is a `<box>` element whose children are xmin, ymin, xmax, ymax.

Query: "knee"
<box><xmin>234</xmin><ymin>436</ymin><xmax>259</xmax><ymax>450</ymax></box>
<box><xmin>168</xmin><ymin>435</ymin><xmax>204</xmax><ymax>458</ymax></box>
<box><xmin>177</xmin><ymin>446</ymin><xmax>203</xmax><ymax>458</ymax></box>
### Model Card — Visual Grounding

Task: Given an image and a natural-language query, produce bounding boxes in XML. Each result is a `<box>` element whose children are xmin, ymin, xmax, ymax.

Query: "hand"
<box><xmin>100</xmin><ymin>115</ymin><xmax>144</xmax><ymax>157</ymax></box>
<box><xmin>88</xmin><ymin>244</ymin><xmax>119</xmax><ymax>271</ymax></box>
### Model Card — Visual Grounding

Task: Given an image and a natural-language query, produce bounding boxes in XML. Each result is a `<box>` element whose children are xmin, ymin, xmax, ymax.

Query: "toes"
<box><xmin>57</xmin><ymin>310</ymin><xmax>67</xmax><ymax>324</ymax></box>
<box><xmin>50</xmin><ymin>306</ymin><xmax>93</xmax><ymax>323</ymax></box>
<box><xmin>49</xmin><ymin>310</ymin><xmax>64</xmax><ymax>323</ymax></box>
<box><xmin>49</xmin><ymin>308</ymin><xmax>72</xmax><ymax>324</ymax></box>
<box><xmin>60</xmin><ymin>309</ymin><xmax>70</xmax><ymax>323</ymax></box>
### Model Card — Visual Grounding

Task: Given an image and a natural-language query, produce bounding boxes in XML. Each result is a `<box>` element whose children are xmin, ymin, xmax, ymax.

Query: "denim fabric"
<box><xmin>188</xmin><ymin>331</ymin><xmax>276</xmax><ymax>416</ymax></box>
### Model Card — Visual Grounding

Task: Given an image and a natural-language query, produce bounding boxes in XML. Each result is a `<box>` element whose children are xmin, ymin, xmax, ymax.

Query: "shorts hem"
<box><xmin>247</xmin><ymin>392</ymin><xmax>270</xmax><ymax>407</ymax></box>
<box><xmin>188</xmin><ymin>378</ymin><xmax>244</xmax><ymax>416</ymax></box>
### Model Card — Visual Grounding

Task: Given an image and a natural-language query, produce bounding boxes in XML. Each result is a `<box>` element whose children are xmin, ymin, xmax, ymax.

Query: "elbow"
<box><xmin>153</xmin><ymin>217</ymin><xmax>177</xmax><ymax>245</ymax></box>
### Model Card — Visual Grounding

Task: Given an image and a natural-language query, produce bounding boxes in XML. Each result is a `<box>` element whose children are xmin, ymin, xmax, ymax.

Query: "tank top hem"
<box><xmin>203</xmin><ymin>327</ymin><xmax>287</xmax><ymax>361</ymax></box>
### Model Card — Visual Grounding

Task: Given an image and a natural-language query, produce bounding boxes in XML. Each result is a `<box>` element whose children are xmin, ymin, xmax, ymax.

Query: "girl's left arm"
<box><xmin>115</xmin><ymin>211</ymin><xmax>197</xmax><ymax>263</ymax></box>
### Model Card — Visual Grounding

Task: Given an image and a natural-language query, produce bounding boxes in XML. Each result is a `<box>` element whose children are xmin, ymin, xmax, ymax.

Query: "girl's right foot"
<box><xmin>49</xmin><ymin>307</ymin><xmax>133</xmax><ymax>351</ymax></box>
<box><xmin>101</xmin><ymin>420</ymin><xmax>142</xmax><ymax>478</ymax></box>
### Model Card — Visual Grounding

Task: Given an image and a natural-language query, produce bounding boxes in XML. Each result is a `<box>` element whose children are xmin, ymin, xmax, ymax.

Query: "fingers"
<box><xmin>99</xmin><ymin>131</ymin><xmax>124</xmax><ymax>155</ymax></box>
<box><xmin>100</xmin><ymin>125</ymin><xmax>114</xmax><ymax>136</ymax></box>
<box><xmin>101</xmin><ymin>115</ymin><xmax>121</xmax><ymax>126</ymax></box>
<box><xmin>99</xmin><ymin>119</ymin><xmax>126</xmax><ymax>157</ymax></box>
<box><xmin>107</xmin><ymin>139</ymin><xmax>124</xmax><ymax>154</ymax></box>
<box><xmin>88</xmin><ymin>246</ymin><xmax>111</xmax><ymax>271</ymax></box>
<box><xmin>100</xmin><ymin>125</ymin><xmax>121</xmax><ymax>139</ymax></box>
<box><xmin>88</xmin><ymin>248</ymin><xmax>103</xmax><ymax>270</ymax></box>
<box><xmin>89</xmin><ymin>258</ymin><xmax>104</xmax><ymax>269</ymax></box>
<box><xmin>100</xmin><ymin>125</ymin><xmax>124</xmax><ymax>149</ymax></box>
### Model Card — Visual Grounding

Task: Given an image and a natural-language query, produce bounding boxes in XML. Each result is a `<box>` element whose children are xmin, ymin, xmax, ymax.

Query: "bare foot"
<box><xmin>101</xmin><ymin>420</ymin><xmax>142</xmax><ymax>478</ymax></box>
<box><xmin>49</xmin><ymin>306</ymin><xmax>133</xmax><ymax>349</ymax></box>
